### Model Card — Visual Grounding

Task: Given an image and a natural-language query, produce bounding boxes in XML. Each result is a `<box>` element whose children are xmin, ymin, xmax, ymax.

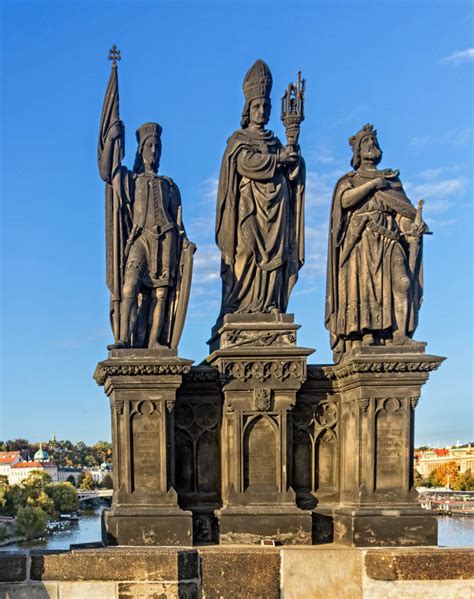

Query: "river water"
<box><xmin>1</xmin><ymin>512</ymin><xmax>472</xmax><ymax>551</ymax></box>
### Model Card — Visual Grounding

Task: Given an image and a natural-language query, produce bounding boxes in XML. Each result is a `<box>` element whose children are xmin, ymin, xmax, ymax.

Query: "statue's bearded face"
<box><xmin>359</xmin><ymin>134</ymin><xmax>382</xmax><ymax>164</ymax></box>
<box><xmin>142</xmin><ymin>136</ymin><xmax>161</xmax><ymax>171</ymax></box>
<box><xmin>249</xmin><ymin>98</ymin><xmax>271</xmax><ymax>127</ymax></box>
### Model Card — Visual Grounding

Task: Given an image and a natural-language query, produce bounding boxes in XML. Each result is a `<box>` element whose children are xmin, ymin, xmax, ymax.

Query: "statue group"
<box><xmin>98</xmin><ymin>49</ymin><xmax>429</xmax><ymax>360</ymax></box>
<box><xmin>95</xmin><ymin>48</ymin><xmax>442</xmax><ymax>548</ymax></box>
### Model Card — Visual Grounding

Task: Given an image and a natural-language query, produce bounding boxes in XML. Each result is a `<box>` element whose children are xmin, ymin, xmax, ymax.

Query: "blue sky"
<box><xmin>1</xmin><ymin>1</ymin><xmax>472</xmax><ymax>446</ymax></box>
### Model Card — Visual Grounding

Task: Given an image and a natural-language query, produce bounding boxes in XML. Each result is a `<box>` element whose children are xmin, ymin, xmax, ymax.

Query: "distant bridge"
<box><xmin>77</xmin><ymin>489</ymin><xmax>113</xmax><ymax>501</ymax></box>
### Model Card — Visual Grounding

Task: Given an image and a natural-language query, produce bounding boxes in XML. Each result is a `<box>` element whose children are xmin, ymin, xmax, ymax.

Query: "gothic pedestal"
<box><xmin>330</xmin><ymin>345</ymin><xmax>444</xmax><ymax>547</ymax></box>
<box><xmin>207</xmin><ymin>313</ymin><xmax>314</xmax><ymax>545</ymax></box>
<box><xmin>94</xmin><ymin>349</ymin><xmax>194</xmax><ymax>546</ymax></box>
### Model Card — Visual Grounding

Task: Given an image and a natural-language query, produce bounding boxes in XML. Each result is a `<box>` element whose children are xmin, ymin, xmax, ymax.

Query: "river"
<box><xmin>1</xmin><ymin>512</ymin><xmax>472</xmax><ymax>551</ymax></box>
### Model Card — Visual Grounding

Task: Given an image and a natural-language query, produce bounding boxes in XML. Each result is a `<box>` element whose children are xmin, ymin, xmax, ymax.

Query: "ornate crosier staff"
<box><xmin>281</xmin><ymin>71</ymin><xmax>305</xmax><ymax>152</ymax></box>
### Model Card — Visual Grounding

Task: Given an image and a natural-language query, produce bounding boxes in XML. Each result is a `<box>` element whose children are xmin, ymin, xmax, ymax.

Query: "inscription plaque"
<box><xmin>245</xmin><ymin>417</ymin><xmax>277</xmax><ymax>490</ymax></box>
<box><xmin>376</xmin><ymin>410</ymin><xmax>404</xmax><ymax>490</ymax></box>
<box><xmin>131</xmin><ymin>402</ymin><xmax>161</xmax><ymax>492</ymax></box>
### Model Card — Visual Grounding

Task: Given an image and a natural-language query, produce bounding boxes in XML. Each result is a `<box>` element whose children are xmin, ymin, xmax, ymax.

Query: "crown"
<box><xmin>136</xmin><ymin>122</ymin><xmax>162</xmax><ymax>149</ymax></box>
<box><xmin>349</xmin><ymin>123</ymin><xmax>377</xmax><ymax>150</ymax></box>
<box><xmin>242</xmin><ymin>59</ymin><xmax>273</xmax><ymax>103</ymax></box>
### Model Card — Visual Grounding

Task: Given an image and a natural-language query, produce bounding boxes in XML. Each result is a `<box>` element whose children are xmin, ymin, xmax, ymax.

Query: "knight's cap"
<box><xmin>349</xmin><ymin>123</ymin><xmax>377</xmax><ymax>152</ymax></box>
<box><xmin>136</xmin><ymin>122</ymin><xmax>162</xmax><ymax>150</ymax></box>
<box><xmin>243</xmin><ymin>59</ymin><xmax>273</xmax><ymax>103</ymax></box>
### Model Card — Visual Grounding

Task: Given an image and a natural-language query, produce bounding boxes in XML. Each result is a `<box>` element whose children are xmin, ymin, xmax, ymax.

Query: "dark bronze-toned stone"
<box><xmin>98</xmin><ymin>46</ymin><xmax>195</xmax><ymax>351</ymax></box>
<box><xmin>95</xmin><ymin>350</ymin><xmax>193</xmax><ymax>546</ymax></box>
<box><xmin>325</xmin><ymin>124</ymin><xmax>430</xmax><ymax>363</ymax></box>
<box><xmin>215</xmin><ymin>60</ymin><xmax>305</xmax><ymax>319</ymax></box>
<box><xmin>207</xmin><ymin>313</ymin><xmax>314</xmax><ymax>544</ymax></box>
<box><xmin>0</xmin><ymin>553</ymin><xmax>27</xmax><ymax>582</ymax></box>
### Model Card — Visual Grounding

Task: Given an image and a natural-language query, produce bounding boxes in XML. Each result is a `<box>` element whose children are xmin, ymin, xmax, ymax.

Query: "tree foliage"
<box><xmin>46</xmin><ymin>482</ymin><xmax>79</xmax><ymax>514</ymax></box>
<box><xmin>15</xmin><ymin>506</ymin><xmax>49</xmax><ymax>539</ymax></box>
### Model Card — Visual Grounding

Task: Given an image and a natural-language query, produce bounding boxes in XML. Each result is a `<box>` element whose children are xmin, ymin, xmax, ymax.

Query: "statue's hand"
<box><xmin>108</xmin><ymin>120</ymin><xmax>124</xmax><ymax>141</ymax></box>
<box><xmin>409</xmin><ymin>220</ymin><xmax>429</xmax><ymax>237</ymax></box>
<box><xmin>372</xmin><ymin>176</ymin><xmax>386</xmax><ymax>191</ymax></box>
<box><xmin>279</xmin><ymin>147</ymin><xmax>299</xmax><ymax>166</ymax></box>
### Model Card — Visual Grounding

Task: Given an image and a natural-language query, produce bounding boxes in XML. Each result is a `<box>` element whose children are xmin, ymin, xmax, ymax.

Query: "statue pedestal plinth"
<box><xmin>207</xmin><ymin>313</ymin><xmax>314</xmax><ymax>545</ymax></box>
<box><xmin>330</xmin><ymin>344</ymin><xmax>444</xmax><ymax>546</ymax></box>
<box><xmin>94</xmin><ymin>349</ymin><xmax>194</xmax><ymax>546</ymax></box>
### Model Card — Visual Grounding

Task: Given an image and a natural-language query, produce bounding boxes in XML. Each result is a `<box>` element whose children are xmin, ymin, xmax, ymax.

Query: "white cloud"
<box><xmin>409</xmin><ymin>135</ymin><xmax>431</xmax><ymax>149</ymax></box>
<box><xmin>404</xmin><ymin>177</ymin><xmax>468</xmax><ymax>201</ymax></box>
<box><xmin>440</xmin><ymin>47</ymin><xmax>474</xmax><ymax>65</ymax></box>
<box><xmin>199</xmin><ymin>176</ymin><xmax>218</xmax><ymax>204</ymax></box>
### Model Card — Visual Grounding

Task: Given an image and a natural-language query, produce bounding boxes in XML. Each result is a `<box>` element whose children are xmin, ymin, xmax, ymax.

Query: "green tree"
<box><xmin>79</xmin><ymin>472</ymin><xmax>95</xmax><ymax>490</ymax></box>
<box><xmin>0</xmin><ymin>480</ymin><xmax>23</xmax><ymax>516</ymax></box>
<box><xmin>26</xmin><ymin>490</ymin><xmax>55</xmax><ymax>517</ymax></box>
<box><xmin>452</xmin><ymin>469</ymin><xmax>474</xmax><ymax>491</ymax></box>
<box><xmin>15</xmin><ymin>505</ymin><xmax>49</xmax><ymax>539</ymax></box>
<box><xmin>101</xmin><ymin>473</ymin><xmax>113</xmax><ymax>489</ymax></box>
<box><xmin>21</xmin><ymin>471</ymin><xmax>52</xmax><ymax>493</ymax></box>
<box><xmin>46</xmin><ymin>482</ymin><xmax>79</xmax><ymax>514</ymax></box>
<box><xmin>414</xmin><ymin>469</ymin><xmax>424</xmax><ymax>487</ymax></box>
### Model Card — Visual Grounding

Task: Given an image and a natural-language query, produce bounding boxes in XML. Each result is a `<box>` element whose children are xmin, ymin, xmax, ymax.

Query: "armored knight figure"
<box><xmin>215</xmin><ymin>60</ymin><xmax>305</xmax><ymax>318</ymax></box>
<box><xmin>98</xmin><ymin>48</ymin><xmax>194</xmax><ymax>350</ymax></box>
<box><xmin>325</xmin><ymin>124</ymin><xmax>429</xmax><ymax>362</ymax></box>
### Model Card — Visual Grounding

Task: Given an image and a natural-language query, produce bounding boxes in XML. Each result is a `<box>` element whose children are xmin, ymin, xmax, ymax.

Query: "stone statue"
<box><xmin>215</xmin><ymin>60</ymin><xmax>305</xmax><ymax>318</ymax></box>
<box><xmin>325</xmin><ymin>124</ymin><xmax>430</xmax><ymax>362</ymax></box>
<box><xmin>98</xmin><ymin>46</ymin><xmax>195</xmax><ymax>350</ymax></box>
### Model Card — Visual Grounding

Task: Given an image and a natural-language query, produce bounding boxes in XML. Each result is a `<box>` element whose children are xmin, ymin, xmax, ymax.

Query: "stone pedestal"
<box><xmin>330</xmin><ymin>344</ymin><xmax>444</xmax><ymax>547</ymax></box>
<box><xmin>207</xmin><ymin>313</ymin><xmax>314</xmax><ymax>544</ymax></box>
<box><xmin>94</xmin><ymin>349</ymin><xmax>194</xmax><ymax>546</ymax></box>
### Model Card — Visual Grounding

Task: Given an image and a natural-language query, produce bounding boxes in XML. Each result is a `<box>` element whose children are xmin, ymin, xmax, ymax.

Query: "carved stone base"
<box><xmin>103</xmin><ymin>505</ymin><xmax>193</xmax><ymax>546</ymax></box>
<box><xmin>333</xmin><ymin>506</ymin><xmax>438</xmax><ymax>547</ymax></box>
<box><xmin>94</xmin><ymin>349</ymin><xmax>194</xmax><ymax>547</ymax></box>
<box><xmin>217</xmin><ymin>504</ymin><xmax>312</xmax><ymax>545</ymax></box>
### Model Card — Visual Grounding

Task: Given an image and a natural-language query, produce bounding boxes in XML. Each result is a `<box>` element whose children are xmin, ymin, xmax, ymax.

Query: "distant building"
<box><xmin>86</xmin><ymin>462</ymin><xmax>112</xmax><ymax>485</ymax></box>
<box><xmin>9</xmin><ymin>461</ymin><xmax>58</xmax><ymax>485</ymax></box>
<box><xmin>57</xmin><ymin>468</ymin><xmax>83</xmax><ymax>485</ymax></box>
<box><xmin>0</xmin><ymin>451</ymin><xmax>21</xmax><ymax>477</ymax></box>
<box><xmin>416</xmin><ymin>444</ymin><xmax>474</xmax><ymax>477</ymax></box>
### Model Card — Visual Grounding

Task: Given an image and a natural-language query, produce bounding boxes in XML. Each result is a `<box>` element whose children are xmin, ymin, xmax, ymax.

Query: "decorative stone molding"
<box><xmin>114</xmin><ymin>399</ymin><xmax>125</xmax><ymax>415</ymax></box>
<box><xmin>166</xmin><ymin>399</ymin><xmax>175</xmax><ymax>414</ymax></box>
<box><xmin>253</xmin><ymin>388</ymin><xmax>273</xmax><ymax>411</ymax></box>
<box><xmin>410</xmin><ymin>397</ymin><xmax>420</xmax><ymax>409</ymax></box>
<box><xmin>183</xmin><ymin>367</ymin><xmax>219</xmax><ymax>382</ymax></box>
<box><xmin>359</xmin><ymin>399</ymin><xmax>370</xmax><ymax>414</ymax></box>
<box><xmin>332</xmin><ymin>359</ymin><xmax>443</xmax><ymax>380</ymax></box>
<box><xmin>221</xmin><ymin>359</ymin><xmax>305</xmax><ymax>383</ymax></box>
<box><xmin>94</xmin><ymin>361</ymin><xmax>192</xmax><ymax>386</ymax></box>
<box><xmin>314</xmin><ymin>402</ymin><xmax>338</xmax><ymax>427</ymax></box>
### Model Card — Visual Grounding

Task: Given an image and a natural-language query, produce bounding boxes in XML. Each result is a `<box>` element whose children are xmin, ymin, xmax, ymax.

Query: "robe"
<box><xmin>215</xmin><ymin>127</ymin><xmax>305</xmax><ymax>316</ymax></box>
<box><xmin>325</xmin><ymin>168</ymin><xmax>423</xmax><ymax>357</ymax></box>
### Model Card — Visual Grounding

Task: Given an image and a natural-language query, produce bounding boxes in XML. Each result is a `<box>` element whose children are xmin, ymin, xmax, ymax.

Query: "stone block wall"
<box><xmin>0</xmin><ymin>546</ymin><xmax>472</xmax><ymax>598</ymax></box>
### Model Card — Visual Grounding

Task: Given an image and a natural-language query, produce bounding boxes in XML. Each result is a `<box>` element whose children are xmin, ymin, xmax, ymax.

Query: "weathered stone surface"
<box><xmin>104</xmin><ymin>510</ymin><xmax>193</xmax><ymax>547</ymax></box>
<box><xmin>0</xmin><ymin>582</ymin><xmax>58</xmax><ymax>598</ymax></box>
<box><xmin>281</xmin><ymin>547</ymin><xmax>363</xmax><ymax>599</ymax></box>
<box><xmin>200</xmin><ymin>548</ymin><xmax>280</xmax><ymax>599</ymax></box>
<box><xmin>365</xmin><ymin>548</ymin><xmax>474</xmax><ymax>580</ymax></box>
<box><xmin>362</xmin><ymin>579</ymin><xmax>474</xmax><ymax>599</ymax></box>
<box><xmin>0</xmin><ymin>553</ymin><xmax>27</xmax><ymax>582</ymax></box>
<box><xmin>30</xmin><ymin>548</ymin><xmax>199</xmax><ymax>581</ymax></box>
<box><xmin>334</xmin><ymin>512</ymin><xmax>438</xmax><ymax>547</ymax></box>
<box><xmin>57</xmin><ymin>581</ymin><xmax>115</xmax><ymax>599</ymax></box>
<box><xmin>219</xmin><ymin>511</ymin><xmax>312</xmax><ymax>545</ymax></box>
<box><xmin>117</xmin><ymin>582</ymin><xmax>199</xmax><ymax>599</ymax></box>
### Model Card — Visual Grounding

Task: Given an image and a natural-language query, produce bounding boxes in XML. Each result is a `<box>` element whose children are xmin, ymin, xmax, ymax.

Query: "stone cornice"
<box><xmin>94</xmin><ymin>360</ymin><xmax>193</xmax><ymax>386</ymax></box>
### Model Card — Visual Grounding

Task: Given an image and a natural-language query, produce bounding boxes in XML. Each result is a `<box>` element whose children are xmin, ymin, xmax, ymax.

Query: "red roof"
<box><xmin>11</xmin><ymin>461</ymin><xmax>56</xmax><ymax>469</ymax></box>
<box><xmin>0</xmin><ymin>452</ymin><xmax>20</xmax><ymax>464</ymax></box>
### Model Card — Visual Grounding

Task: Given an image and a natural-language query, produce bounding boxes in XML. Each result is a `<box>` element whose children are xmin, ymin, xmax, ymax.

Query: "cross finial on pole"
<box><xmin>108</xmin><ymin>45</ymin><xmax>121</xmax><ymax>67</ymax></box>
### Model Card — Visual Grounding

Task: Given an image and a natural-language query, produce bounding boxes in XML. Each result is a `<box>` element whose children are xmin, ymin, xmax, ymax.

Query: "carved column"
<box><xmin>207</xmin><ymin>313</ymin><xmax>314</xmax><ymax>544</ymax></box>
<box><xmin>330</xmin><ymin>345</ymin><xmax>444</xmax><ymax>547</ymax></box>
<box><xmin>94</xmin><ymin>349</ymin><xmax>193</xmax><ymax>546</ymax></box>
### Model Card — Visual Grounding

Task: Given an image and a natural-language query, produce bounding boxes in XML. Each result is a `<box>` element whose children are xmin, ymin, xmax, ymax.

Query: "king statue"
<box><xmin>325</xmin><ymin>124</ymin><xmax>430</xmax><ymax>362</ymax></box>
<box><xmin>215</xmin><ymin>60</ymin><xmax>305</xmax><ymax>319</ymax></box>
<box><xmin>98</xmin><ymin>47</ymin><xmax>195</xmax><ymax>350</ymax></box>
